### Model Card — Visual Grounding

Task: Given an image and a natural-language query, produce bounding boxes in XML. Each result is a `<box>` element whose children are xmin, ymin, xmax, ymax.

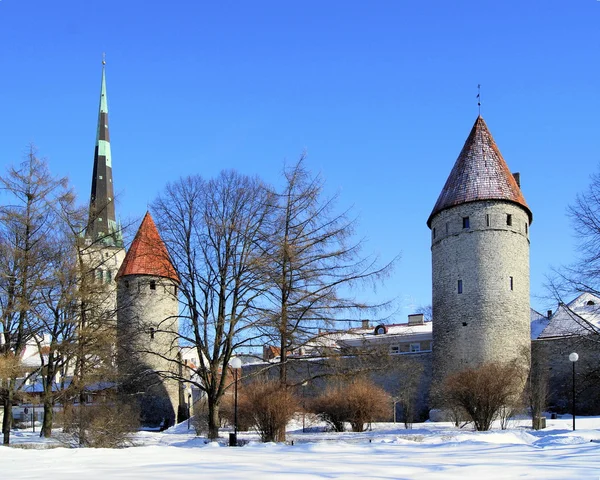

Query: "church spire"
<box><xmin>87</xmin><ymin>56</ymin><xmax>123</xmax><ymax>247</ymax></box>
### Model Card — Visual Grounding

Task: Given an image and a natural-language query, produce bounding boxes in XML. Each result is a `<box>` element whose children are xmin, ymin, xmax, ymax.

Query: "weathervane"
<box><xmin>477</xmin><ymin>84</ymin><xmax>481</xmax><ymax>116</ymax></box>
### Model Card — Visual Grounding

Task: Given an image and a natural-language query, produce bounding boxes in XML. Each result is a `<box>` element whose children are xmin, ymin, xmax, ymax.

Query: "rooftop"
<box><xmin>428</xmin><ymin>116</ymin><xmax>532</xmax><ymax>227</ymax></box>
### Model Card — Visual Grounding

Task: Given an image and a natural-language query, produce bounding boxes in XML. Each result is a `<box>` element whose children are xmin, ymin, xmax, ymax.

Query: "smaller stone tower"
<box><xmin>428</xmin><ymin>116</ymin><xmax>533</xmax><ymax>399</ymax></box>
<box><xmin>116</xmin><ymin>212</ymin><xmax>180</xmax><ymax>427</ymax></box>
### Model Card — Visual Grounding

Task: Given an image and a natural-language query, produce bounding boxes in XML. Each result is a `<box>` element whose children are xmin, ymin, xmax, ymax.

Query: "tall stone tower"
<box><xmin>82</xmin><ymin>59</ymin><xmax>125</xmax><ymax>317</ymax></box>
<box><xmin>116</xmin><ymin>212</ymin><xmax>180</xmax><ymax>427</ymax></box>
<box><xmin>428</xmin><ymin>116</ymin><xmax>532</xmax><ymax>398</ymax></box>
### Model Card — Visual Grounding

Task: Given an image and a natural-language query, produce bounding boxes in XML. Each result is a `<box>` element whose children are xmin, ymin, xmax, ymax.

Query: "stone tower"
<box><xmin>116</xmin><ymin>212</ymin><xmax>180</xmax><ymax>427</ymax></box>
<box><xmin>83</xmin><ymin>59</ymin><xmax>125</xmax><ymax>315</ymax></box>
<box><xmin>427</xmin><ymin>116</ymin><xmax>533</xmax><ymax>397</ymax></box>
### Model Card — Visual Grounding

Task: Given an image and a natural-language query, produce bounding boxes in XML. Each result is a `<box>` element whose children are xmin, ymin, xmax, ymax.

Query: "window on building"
<box><xmin>97</xmin><ymin>269</ymin><xmax>103</xmax><ymax>283</ymax></box>
<box><xmin>525</xmin><ymin>223</ymin><xmax>528</xmax><ymax>234</ymax></box>
<box><xmin>124</xmin><ymin>280</ymin><xmax>129</xmax><ymax>289</ymax></box>
<box><xmin>446</xmin><ymin>222</ymin><xmax>449</xmax><ymax>234</ymax></box>
<box><xmin>106</xmin><ymin>270</ymin><xmax>112</xmax><ymax>283</ymax></box>
<box><xmin>507</xmin><ymin>214</ymin><xmax>512</xmax><ymax>226</ymax></box>
<box><xmin>510</xmin><ymin>276</ymin><xmax>514</xmax><ymax>291</ymax></box>
<box><xmin>486</xmin><ymin>214</ymin><xmax>490</xmax><ymax>227</ymax></box>
<box><xmin>174</xmin><ymin>285</ymin><xmax>178</xmax><ymax>296</ymax></box>
<box><xmin>150</xmin><ymin>280</ymin><xmax>156</xmax><ymax>290</ymax></box>
<box><xmin>458</xmin><ymin>279</ymin><xmax>463</xmax><ymax>294</ymax></box>
<box><xmin>390</xmin><ymin>345</ymin><xmax>400</xmax><ymax>355</ymax></box>
<box><xmin>150</xmin><ymin>327</ymin><xmax>155</xmax><ymax>339</ymax></box>
<box><xmin>432</xmin><ymin>228</ymin><xmax>436</xmax><ymax>239</ymax></box>
<box><xmin>462</xmin><ymin>217</ymin><xmax>470</xmax><ymax>229</ymax></box>
<box><xmin>410</xmin><ymin>343</ymin><xmax>421</xmax><ymax>353</ymax></box>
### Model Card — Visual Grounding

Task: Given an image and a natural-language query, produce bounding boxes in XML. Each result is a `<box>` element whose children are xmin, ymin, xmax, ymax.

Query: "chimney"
<box><xmin>512</xmin><ymin>172</ymin><xmax>521</xmax><ymax>188</ymax></box>
<box><xmin>361</xmin><ymin>320</ymin><xmax>369</xmax><ymax>329</ymax></box>
<box><xmin>408</xmin><ymin>313</ymin><xmax>424</xmax><ymax>326</ymax></box>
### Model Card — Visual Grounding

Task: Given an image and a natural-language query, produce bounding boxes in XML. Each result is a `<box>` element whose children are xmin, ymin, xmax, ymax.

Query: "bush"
<box><xmin>60</xmin><ymin>395</ymin><xmax>140</xmax><ymax>448</ymax></box>
<box><xmin>238</xmin><ymin>379</ymin><xmax>298</xmax><ymax>442</ymax></box>
<box><xmin>441</xmin><ymin>361</ymin><xmax>525</xmax><ymax>431</ymax></box>
<box><xmin>312</xmin><ymin>378</ymin><xmax>391</xmax><ymax>433</ymax></box>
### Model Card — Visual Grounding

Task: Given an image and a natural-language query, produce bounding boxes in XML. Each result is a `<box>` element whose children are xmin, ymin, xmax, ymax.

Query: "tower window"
<box><xmin>507</xmin><ymin>214</ymin><xmax>512</xmax><ymax>226</ymax></box>
<box><xmin>150</xmin><ymin>280</ymin><xmax>156</xmax><ymax>290</ymax></box>
<box><xmin>149</xmin><ymin>327</ymin><xmax>155</xmax><ymax>339</ymax></box>
<box><xmin>432</xmin><ymin>228</ymin><xmax>436</xmax><ymax>239</ymax></box>
<box><xmin>106</xmin><ymin>270</ymin><xmax>112</xmax><ymax>283</ymax></box>
<box><xmin>462</xmin><ymin>217</ymin><xmax>470</xmax><ymax>229</ymax></box>
<box><xmin>446</xmin><ymin>222</ymin><xmax>449</xmax><ymax>234</ymax></box>
<box><xmin>510</xmin><ymin>276</ymin><xmax>514</xmax><ymax>291</ymax></box>
<box><xmin>525</xmin><ymin>223</ymin><xmax>528</xmax><ymax>234</ymax></box>
<box><xmin>486</xmin><ymin>214</ymin><xmax>490</xmax><ymax>227</ymax></box>
<box><xmin>124</xmin><ymin>280</ymin><xmax>129</xmax><ymax>289</ymax></box>
<box><xmin>174</xmin><ymin>285</ymin><xmax>178</xmax><ymax>296</ymax></box>
<box><xmin>458</xmin><ymin>279</ymin><xmax>463</xmax><ymax>294</ymax></box>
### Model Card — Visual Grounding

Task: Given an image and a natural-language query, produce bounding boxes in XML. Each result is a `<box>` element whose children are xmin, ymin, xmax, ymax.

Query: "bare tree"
<box><xmin>261</xmin><ymin>156</ymin><xmax>396</xmax><ymax>387</ymax></box>
<box><xmin>0</xmin><ymin>147</ymin><xmax>72</xmax><ymax>444</ymax></box>
<box><xmin>152</xmin><ymin>171</ymin><xmax>272</xmax><ymax>439</ymax></box>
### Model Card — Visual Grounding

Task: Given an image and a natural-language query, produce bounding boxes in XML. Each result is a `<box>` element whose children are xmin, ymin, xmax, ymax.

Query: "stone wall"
<box><xmin>532</xmin><ymin>336</ymin><xmax>600</xmax><ymax>415</ymax></box>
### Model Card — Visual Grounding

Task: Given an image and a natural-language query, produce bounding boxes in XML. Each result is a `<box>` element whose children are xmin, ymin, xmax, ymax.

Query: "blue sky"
<box><xmin>0</xmin><ymin>1</ymin><xmax>598</xmax><ymax>316</ymax></box>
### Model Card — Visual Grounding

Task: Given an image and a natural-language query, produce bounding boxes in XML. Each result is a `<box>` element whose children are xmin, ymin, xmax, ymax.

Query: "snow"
<box><xmin>2</xmin><ymin>416</ymin><xmax>600</xmax><ymax>479</ymax></box>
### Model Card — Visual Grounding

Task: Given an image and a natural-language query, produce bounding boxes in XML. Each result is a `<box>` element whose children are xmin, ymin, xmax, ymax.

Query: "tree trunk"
<box><xmin>41</xmin><ymin>396</ymin><xmax>53</xmax><ymax>438</ymax></box>
<box><xmin>2</xmin><ymin>390</ymin><xmax>13</xmax><ymax>445</ymax></box>
<box><xmin>207</xmin><ymin>400</ymin><xmax>220</xmax><ymax>440</ymax></box>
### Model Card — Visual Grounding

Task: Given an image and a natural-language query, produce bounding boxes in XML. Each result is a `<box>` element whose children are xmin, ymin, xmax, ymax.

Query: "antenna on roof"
<box><xmin>476</xmin><ymin>84</ymin><xmax>481</xmax><ymax>116</ymax></box>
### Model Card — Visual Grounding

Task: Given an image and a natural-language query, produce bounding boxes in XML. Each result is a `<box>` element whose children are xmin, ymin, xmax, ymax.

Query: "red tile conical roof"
<box><xmin>116</xmin><ymin>212</ymin><xmax>180</xmax><ymax>283</ymax></box>
<box><xmin>427</xmin><ymin>116</ymin><xmax>532</xmax><ymax>227</ymax></box>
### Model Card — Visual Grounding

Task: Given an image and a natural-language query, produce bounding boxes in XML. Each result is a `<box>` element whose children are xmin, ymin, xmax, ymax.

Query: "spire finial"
<box><xmin>477</xmin><ymin>84</ymin><xmax>481</xmax><ymax>116</ymax></box>
<box><xmin>102</xmin><ymin>52</ymin><xmax>106</xmax><ymax>66</ymax></box>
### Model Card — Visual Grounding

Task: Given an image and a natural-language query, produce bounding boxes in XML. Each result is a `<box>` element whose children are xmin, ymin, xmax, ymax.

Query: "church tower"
<box><xmin>81</xmin><ymin>59</ymin><xmax>125</xmax><ymax>321</ymax></box>
<box><xmin>116</xmin><ymin>212</ymin><xmax>180</xmax><ymax>427</ymax></box>
<box><xmin>84</xmin><ymin>59</ymin><xmax>125</xmax><ymax>289</ymax></box>
<box><xmin>428</xmin><ymin>116</ymin><xmax>532</xmax><ymax>398</ymax></box>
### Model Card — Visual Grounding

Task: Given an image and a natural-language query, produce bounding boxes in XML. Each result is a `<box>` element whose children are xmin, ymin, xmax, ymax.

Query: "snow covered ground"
<box><xmin>2</xmin><ymin>416</ymin><xmax>600</xmax><ymax>479</ymax></box>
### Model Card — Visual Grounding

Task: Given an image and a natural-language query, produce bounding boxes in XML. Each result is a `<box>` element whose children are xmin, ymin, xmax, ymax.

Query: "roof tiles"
<box><xmin>427</xmin><ymin>116</ymin><xmax>532</xmax><ymax>226</ymax></box>
<box><xmin>116</xmin><ymin>212</ymin><xmax>180</xmax><ymax>283</ymax></box>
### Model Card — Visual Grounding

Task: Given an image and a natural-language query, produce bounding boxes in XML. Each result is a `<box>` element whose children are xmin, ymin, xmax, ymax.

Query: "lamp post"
<box><xmin>301</xmin><ymin>381</ymin><xmax>308</xmax><ymax>433</ymax></box>
<box><xmin>569</xmin><ymin>352</ymin><xmax>578</xmax><ymax>431</ymax></box>
<box><xmin>187</xmin><ymin>392</ymin><xmax>192</xmax><ymax>430</ymax></box>
<box><xmin>230</xmin><ymin>357</ymin><xmax>242</xmax><ymax>446</ymax></box>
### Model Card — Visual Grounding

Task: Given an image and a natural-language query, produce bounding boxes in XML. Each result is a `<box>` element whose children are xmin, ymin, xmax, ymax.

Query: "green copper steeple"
<box><xmin>87</xmin><ymin>57</ymin><xmax>123</xmax><ymax>248</ymax></box>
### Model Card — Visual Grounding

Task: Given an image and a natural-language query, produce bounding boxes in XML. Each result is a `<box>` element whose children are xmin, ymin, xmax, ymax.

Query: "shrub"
<box><xmin>312</xmin><ymin>378</ymin><xmax>391</xmax><ymax>433</ymax></box>
<box><xmin>238</xmin><ymin>379</ymin><xmax>298</xmax><ymax>442</ymax></box>
<box><xmin>441</xmin><ymin>361</ymin><xmax>525</xmax><ymax>431</ymax></box>
<box><xmin>60</xmin><ymin>395</ymin><xmax>140</xmax><ymax>448</ymax></box>
<box><xmin>310</xmin><ymin>386</ymin><xmax>347</xmax><ymax>432</ymax></box>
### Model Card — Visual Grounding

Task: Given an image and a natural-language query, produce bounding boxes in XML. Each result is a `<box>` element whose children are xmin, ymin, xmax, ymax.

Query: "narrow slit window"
<box><xmin>507</xmin><ymin>214</ymin><xmax>512</xmax><ymax>226</ymax></box>
<box><xmin>150</xmin><ymin>280</ymin><xmax>156</xmax><ymax>290</ymax></box>
<box><xmin>510</xmin><ymin>276</ymin><xmax>514</xmax><ymax>291</ymax></box>
<box><xmin>486</xmin><ymin>214</ymin><xmax>490</xmax><ymax>227</ymax></box>
<box><xmin>462</xmin><ymin>217</ymin><xmax>470</xmax><ymax>229</ymax></box>
<box><xmin>446</xmin><ymin>222</ymin><xmax>449</xmax><ymax>234</ymax></box>
<box><xmin>525</xmin><ymin>223</ymin><xmax>528</xmax><ymax>234</ymax></box>
<box><xmin>433</xmin><ymin>228</ymin><xmax>436</xmax><ymax>239</ymax></box>
<box><xmin>150</xmin><ymin>327</ymin><xmax>155</xmax><ymax>339</ymax></box>
<box><xmin>458</xmin><ymin>279</ymin><xmax>463</xmax><ymax>294</ymax></box>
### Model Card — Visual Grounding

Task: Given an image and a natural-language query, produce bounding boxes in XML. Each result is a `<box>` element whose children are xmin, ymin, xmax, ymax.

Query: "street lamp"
<box><xmin>230</xmin><ymin>357</ymin><xmax>242</xmax><ymax>446</ymax></box>
<box><xmin>569</xmin><ymin>352</ymin><xmax>578</xmax><ymax>431</ymax></box>
<box><xmin>187</xmin><ymin>392</ymin><xmax>192</xmax><ymax>430</ymax></box>
<box><xmin>301</xmin><ymin>381</ymin><xmax>308</xmax><ymax>433</ymax></box>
